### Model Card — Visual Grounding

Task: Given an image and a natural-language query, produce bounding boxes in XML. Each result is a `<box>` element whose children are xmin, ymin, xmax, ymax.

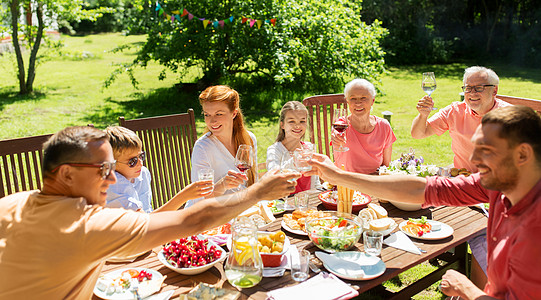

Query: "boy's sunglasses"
<box><xmin>121</xmin><ymin>151</ymin><xmax>146</xmax><ymax>168</ymax></box>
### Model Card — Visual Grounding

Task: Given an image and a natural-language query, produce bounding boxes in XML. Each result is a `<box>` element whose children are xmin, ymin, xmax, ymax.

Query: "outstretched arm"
<box><xmin>305</xmin><ymin>153</ymin><xmax>426</xmax><ymax>204</ymax></box>
<box><xmin>153</xmin><ymin>180</ymin><xmax>214</xmax><ymax>212</ymax></box>
<box><xmin>134</xmin><ymin>169</ymin><xmax>300</xmax><ymax>253</ymax></box>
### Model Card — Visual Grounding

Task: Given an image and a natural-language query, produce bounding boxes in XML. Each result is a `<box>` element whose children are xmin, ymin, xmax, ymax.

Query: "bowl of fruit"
<box><xmin>158</xmin><ymin>235</ymin><xmax>227</xmax><ymax>275</ymax></box>
<box><xmin>257</xmin><ymin>231</ymin><xmax>290</xmax><ymax>267</ymax></box>
<box><xmin>226</xmin><ymin>231</ymin><xmax>290</xmax><ymax>267</ymax></box>
<box><xmin>305</xmin><ymin>211</ymin><xmax>363</xmax><ymax>253</ymax></box>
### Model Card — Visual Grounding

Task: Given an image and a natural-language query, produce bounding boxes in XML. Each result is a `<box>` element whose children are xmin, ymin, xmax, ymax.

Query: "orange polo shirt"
<box><xmin>427</xmin><ymin>99</ymin><xmax>511</xmax><ymax>172</ymax></box>
<box><xmin>0</xmin><ymin>191</ymin><xmax>149</xmax><ymax>299</ymax></box>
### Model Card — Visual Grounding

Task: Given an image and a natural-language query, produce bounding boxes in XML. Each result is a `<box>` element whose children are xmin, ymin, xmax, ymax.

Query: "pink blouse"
<box><xmin>334</xmin><ymin>116</ymin><xmax>396</xmax><ymax>174</ymax></box>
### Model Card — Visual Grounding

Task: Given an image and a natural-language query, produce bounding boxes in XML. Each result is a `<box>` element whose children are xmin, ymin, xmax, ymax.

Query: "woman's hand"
<box><xmin>331</xmin><ymin>129</ymin><xmax>346</xmax><ymax>149</ymax></box>
<box><xmin>214</xmin><ymin>170</ymin><xmax>248</xmax><ymax>195</ymax></box>
<box><xmin>416</xmin><ymin>95</ymin><xmax>434</xmax><ymax>116</ymax></box>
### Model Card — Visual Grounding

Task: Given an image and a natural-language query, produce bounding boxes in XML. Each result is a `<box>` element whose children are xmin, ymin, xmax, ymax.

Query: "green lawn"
<box><xmin>2</xmin><ymin>33</ymin><xmax>541</xmax><ymax>299</ymax></box>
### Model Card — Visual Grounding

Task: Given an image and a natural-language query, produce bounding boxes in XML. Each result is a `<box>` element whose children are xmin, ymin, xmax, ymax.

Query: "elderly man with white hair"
<box><xmin>411</xmin><ymin>66</ymin><xmax>512</xmax><ymax>173</ymax></box>
<box><xmin>411</xmin><ymin>66</ymin><xmax>512</xmax><ymax>288</ymax></box>
<box><xmin>331</xmin><ymin>78</ymin><xmax>396</xmax><ymax>174</ymax></box>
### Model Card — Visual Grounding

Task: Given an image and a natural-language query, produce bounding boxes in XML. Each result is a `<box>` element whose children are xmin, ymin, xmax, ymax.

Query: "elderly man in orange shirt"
<box><xmin>0</xmin><ymin>126</ymin><xmax>299</xmax><ymax>299</ymax></box>
<box><xmin>411</xmin><ymin>66</ymin><xmax>512</xmax><ymax>287</ymax></box>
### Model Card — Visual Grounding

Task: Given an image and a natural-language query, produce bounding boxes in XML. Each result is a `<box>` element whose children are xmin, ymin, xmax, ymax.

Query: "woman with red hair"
<box><xmin>185</xmin><ymin>85</ymin><xmax>257</xmax><ymax>208</ymax></box>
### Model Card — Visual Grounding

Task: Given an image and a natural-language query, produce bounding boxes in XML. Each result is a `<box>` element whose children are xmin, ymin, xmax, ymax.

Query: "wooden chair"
<box><xmin>302</xmin><ymin>94</ymin><xmax>347</xmax><ymax>158</ymax></box>
<box><xmin>497</xmin><ymin>94</ymin><xmax>541</xmax><ymax>114</ymax></box>
<box><xmin>0</xmin><ymin>134</ymin><xmax>52</xmax><ymax>198</ymax></box>
<box><xmin>119</xmin><ymin>109</ymin><xmax>198</xmax><ymax>209</ymax></box>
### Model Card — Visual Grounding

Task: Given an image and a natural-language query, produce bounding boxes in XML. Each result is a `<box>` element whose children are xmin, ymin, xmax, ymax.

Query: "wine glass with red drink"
<box><xmin>332</xmin><ymin>108</ymin><xmax>349</xmax><ymax>152</ymax></box>
<box><xmin>234</xmin><ymin>144</ymin><xmax>253</xmax><ymax>190</ymax></box>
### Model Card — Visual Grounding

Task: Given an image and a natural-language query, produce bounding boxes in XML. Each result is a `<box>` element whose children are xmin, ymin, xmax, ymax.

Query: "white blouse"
<box><xmin>185</xmin><ymin>131</ymin><xmax>257</xmax><ymax>208</ymax></box>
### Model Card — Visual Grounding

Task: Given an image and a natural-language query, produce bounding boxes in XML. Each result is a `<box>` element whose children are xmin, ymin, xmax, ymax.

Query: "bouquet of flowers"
<box><xmin>379</xmin><ymin>148</ymin><xmax>439</xmax><ymax>177</ymax></box>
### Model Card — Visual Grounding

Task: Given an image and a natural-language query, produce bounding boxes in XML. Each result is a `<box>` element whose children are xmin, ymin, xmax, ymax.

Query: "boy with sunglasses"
<box><xmin>104</xmin><ymin>126</ymin><xmax>211</xmax><ymax>212</ymax></box>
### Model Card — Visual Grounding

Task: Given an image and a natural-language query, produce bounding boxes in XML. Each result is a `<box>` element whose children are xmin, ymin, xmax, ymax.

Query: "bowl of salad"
<box><xmin>305</xmin><ymin>211</ymin><xmax>363</xmax><ymax>253</ymax></box>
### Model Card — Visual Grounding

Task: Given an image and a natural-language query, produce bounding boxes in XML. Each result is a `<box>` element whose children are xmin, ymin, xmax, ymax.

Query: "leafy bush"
<box><xmin>106</xmin><ymin>0</ymin><xmax>388</xmax><ymax>96</ymax></box>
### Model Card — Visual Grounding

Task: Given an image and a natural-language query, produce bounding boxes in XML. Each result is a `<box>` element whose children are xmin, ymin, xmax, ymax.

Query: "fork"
<box><xmin>309</xmin><ymin>261</ymin><xmax>321</xmax><ymax>274</ymax></box>
<box><xmin>129</xmin><ymin>278</ymin><xmax>142</xmax><ymax>300</ymax></box>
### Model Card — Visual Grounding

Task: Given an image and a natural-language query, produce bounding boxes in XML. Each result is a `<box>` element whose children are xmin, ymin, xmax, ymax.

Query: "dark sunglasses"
<box><xmin>121</xmin><ymin>151</ymin><xmax>146</xmax><ymax>168</ymax></box>
<box><xmin>51</xmin><ymin>161</ymin><xmax>117</xmax><ymax>180</ymax></box>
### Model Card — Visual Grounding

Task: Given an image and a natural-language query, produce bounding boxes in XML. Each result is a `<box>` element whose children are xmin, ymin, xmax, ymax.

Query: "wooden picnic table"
<box><xmin>93</xmin><ymin>189</ymin><xmax>487</xmax><ymax>299</ymax></box>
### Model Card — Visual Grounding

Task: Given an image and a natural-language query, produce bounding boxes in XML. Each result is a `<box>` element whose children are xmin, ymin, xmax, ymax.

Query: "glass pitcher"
<box><xmin>225</xmin><ymin>217</ymin><xmax>263</xmax><ymax>288</ymax></box>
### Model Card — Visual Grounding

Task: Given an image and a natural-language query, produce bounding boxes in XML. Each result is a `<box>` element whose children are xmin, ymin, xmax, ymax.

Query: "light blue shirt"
<box><xmin>106</xmin><ymin>166</ymin><xmax>153</xmax><ymax>213</ymax></box>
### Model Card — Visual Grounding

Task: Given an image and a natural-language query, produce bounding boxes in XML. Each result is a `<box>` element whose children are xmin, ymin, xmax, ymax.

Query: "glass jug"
<box><xmin>225</xmin><ymin>217</ymin><xmax>263</xmax><ymax>288</ymax></box>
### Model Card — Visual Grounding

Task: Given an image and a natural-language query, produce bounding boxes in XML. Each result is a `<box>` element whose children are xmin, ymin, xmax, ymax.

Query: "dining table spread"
<box><xmin>92</xmin><ymin>189</ymin><xmax>488</xmax><ymax>300</ymax></box>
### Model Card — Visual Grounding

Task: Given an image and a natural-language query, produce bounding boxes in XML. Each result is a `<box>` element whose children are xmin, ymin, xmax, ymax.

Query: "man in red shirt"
<box><xmin>307</xmin><ymin>105</ymin><xmax>541</xmax><ymax>299</ymax></box>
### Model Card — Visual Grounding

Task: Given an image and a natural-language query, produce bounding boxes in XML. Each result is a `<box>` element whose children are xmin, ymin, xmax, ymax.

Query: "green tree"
<box><xmin>108</xmin><ymin>0</ymin><xmax>387</xmax><ymax>93</ymax></box>
<box><xmin>2</xmin><ymin>0</ymin><xmax>110</xmax><ymax>94</ymax></box>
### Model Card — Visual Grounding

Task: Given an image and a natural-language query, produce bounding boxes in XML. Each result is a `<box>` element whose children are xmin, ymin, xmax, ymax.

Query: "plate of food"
<box><xmin>399</xmin><ymin>217</ymin><xmax>453</xmax><ymax>240</ymax></box>
<box><xmin>318</xmin><ymin>190</ymin><xmax>371</xmax><ymax>213</ymax></box>
<box><xmin>281</xmin><ymin>220</ymin><xmax>307</xmax><ymax>236</ymax></box>
<box><xmin>94</xmin><ymin>267</ymin><xmax>164</xmax><ymax>299</ymax></box>
<box><xmin>262</xmin><ymin>199</ymin><xmax>286</xmax><ymax>215</ymax></box>
<box><xmin>281</xmin><ymin>209</ymin><xmax>331</xmax><ymax>236</ymax></box>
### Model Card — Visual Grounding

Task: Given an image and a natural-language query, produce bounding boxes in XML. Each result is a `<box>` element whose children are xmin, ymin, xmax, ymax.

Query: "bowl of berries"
<box><xmin>158</xmin><ymin>235</ymin><xmax>227</xmax><ymax>275</ymax></box>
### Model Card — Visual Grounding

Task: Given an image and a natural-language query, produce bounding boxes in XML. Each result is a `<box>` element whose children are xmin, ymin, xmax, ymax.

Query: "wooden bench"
<box><xmin>119</xmin><ymin>110</ymin><xmax>198</xmax><ymax>209</ymax></box>
<box><xmin>497</xmin><ymin>94</ymin><xmax>541</xmax><ymax>114</ymax></box>
<box><xmin>0</xmin><ymin>134</ymin><xmax>52</xmax><ymax>198</ymax></box>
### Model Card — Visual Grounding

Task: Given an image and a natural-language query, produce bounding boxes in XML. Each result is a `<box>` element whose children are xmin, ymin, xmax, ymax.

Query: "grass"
<box><xmin>2</xmin><ymin>33</ymin><xmax>541</xmax><ymax>298</ymax></box>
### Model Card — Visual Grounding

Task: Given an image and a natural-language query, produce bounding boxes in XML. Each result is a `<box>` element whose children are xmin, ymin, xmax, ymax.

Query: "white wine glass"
<box><xmin>332</xmin><ymin>108</ymin><xmax>349</xmax><ymax>152</ymax></box>
<box><xmin>421</xmin><ymin>72</ymin><xmax>438</xmax><ymax>110</ymax></box>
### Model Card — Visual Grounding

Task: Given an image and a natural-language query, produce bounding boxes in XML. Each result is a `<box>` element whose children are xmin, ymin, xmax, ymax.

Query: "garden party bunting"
<box><xmin>155</xmin><ymin>2</ymin><xmax>276</xmax><ymax>29</ymax></box>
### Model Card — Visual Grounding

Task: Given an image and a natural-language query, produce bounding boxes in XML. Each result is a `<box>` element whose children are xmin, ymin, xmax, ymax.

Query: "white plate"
<box><xmin>281</xmin><ymin>220</ymin><xmax>307</xmax><ymax>236</ymax></box>
<box><xmin>94</xmin><ymin>267</ymin><xmax>163</xmax><ymax>300</ymax></box>
<box><xmin>262</xmin><ymin>200</ymin><xmax>286</xmax><ymax>215</ymax></box>
<box><xmin>322</xmin><ymin>252</ymin><xmax>386</xmax><ymax>281</ymax></box>
<box><xmin>399</xmin><ymin>220</ymin><xmax>454</xmax><ymax>240</ymax></box>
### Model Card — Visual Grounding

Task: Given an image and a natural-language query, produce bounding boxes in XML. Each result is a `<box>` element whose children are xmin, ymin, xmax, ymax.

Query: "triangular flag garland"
<box><xmin>155</xmin><ymin>2</ymin><xmax>276</xmax><ymax>30</ymax></box>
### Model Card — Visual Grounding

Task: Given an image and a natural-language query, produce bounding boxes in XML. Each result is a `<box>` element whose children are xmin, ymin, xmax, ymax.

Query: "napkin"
<box><xmin>315</xmin><ymin>252</ymin><xmax>365</xmax><ymax>278</ymax></box>
<box><xmin>266</xmin><ymin>273</ymin><xmax>358</xmax><ymax>300</ymax></box>
<box><xmin>383</xmin><ymin>231</ymin><xmax>422</xmax><ymax>255</ymax></box>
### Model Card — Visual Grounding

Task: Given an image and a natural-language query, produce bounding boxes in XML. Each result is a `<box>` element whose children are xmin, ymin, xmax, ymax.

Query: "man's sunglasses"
<box><xmin>121</xmin><ymin>151</ymin><xmax>146</xmax><ymax>168</ymax></box>
<box><xmin>51</xmin><ymin>161</ymin><xmax>117</xmax><ymax>180</ymax></box>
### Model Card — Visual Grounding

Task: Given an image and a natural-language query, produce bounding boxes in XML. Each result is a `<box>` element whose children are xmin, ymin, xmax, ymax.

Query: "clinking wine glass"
<box><xmin>332</xmin><ymin>108</ymin><xmax>349</xmax><ymax>152</ymax></box>
<box><xmin>234</xmin><ymin>144</ymin><xmax>253</xmax><ymax>190</ymax></box>
<box><xmin>421</xmin><ymin>72</ymin><xmax>438</xmax><ymax>110</ymax></box>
